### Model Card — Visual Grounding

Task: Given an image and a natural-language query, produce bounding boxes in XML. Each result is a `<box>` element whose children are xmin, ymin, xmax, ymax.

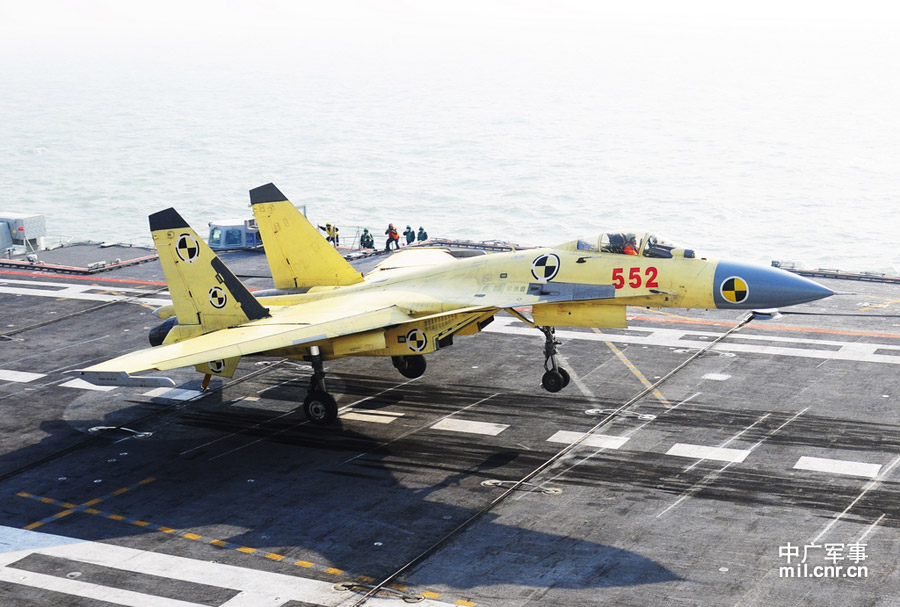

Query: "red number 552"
<box><xmin>612</xmin><ymin>267</ymin><xmax>659</xmax><ymax>289</ymax></box>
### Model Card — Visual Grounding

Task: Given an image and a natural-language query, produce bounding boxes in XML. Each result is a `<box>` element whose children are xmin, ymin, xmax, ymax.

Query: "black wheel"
<box><xmin>559</xmin><ymin>368</ymin><xmax>571</xmax><ymax>388</ymax></box>
<box><xmin>392</xmin><ymin>355</ymin><xmax>426</xmax><ymax>379</ymax></box>
<box><xmin>303</xmin><ymin>390</ymin><xmax>337</xmax><ymax>425</ymax></box>
<box><xmin>541</xmin><ymin>370</ymin><xmax>565</xmax><ymax>393</ymax></box>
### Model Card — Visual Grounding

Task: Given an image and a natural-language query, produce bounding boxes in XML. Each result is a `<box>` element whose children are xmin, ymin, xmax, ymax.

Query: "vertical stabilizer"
<box><xmin>149</xmin><ymin>208</ymin><xmax>269</xmax><ymax>336</ymax></box>
<box><xmin>250</xmin><ymin>183</ymin><xmax>364</xmax><ymax>289</ymax></box>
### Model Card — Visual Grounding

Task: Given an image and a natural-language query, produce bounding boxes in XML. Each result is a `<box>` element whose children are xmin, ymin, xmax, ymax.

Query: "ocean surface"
<box><xmin>2</xmin><ymin>2</ymin><xmax>898</xmax><ymax>274</ymax></box>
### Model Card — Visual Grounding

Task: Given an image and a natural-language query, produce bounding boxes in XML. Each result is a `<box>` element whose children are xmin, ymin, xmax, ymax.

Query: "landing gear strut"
<box><xmin>392</xmin><ymin>355</ymin><xmax>426</xmax><ymax>379</ymax></box>
<box><xmin>539</xmin><ymin>326</ymin><xmax>571</xmax><ymax>393</ymax></box>
<box><xmin>303</xmin><ymin>346</ymin><xmax>337</xmax><ymax>425</ymax></box>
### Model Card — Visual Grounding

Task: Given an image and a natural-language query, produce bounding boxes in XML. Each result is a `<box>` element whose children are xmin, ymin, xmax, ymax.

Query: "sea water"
<box><xmin>1</xmin><ymin>2</ymin><xmax>898</xmax><ymax>274</ymax></box>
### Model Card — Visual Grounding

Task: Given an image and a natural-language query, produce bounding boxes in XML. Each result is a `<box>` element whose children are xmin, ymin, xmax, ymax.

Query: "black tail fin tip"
<box><xmin>149</xmin><ymin>208</ymin><xmax>190</xmax><ymax>231</ymax></box>
<box><xmin>250</xmin><ymin>183</ymin><xmax>288</xmax><ymax>205</ymax></box>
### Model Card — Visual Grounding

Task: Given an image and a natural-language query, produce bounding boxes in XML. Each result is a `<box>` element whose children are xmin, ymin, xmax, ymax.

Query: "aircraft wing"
<box><xmin>70</xmin><ymin>292</ymin><xmax>496</xmax><ymax>386</ymax></box>
<box><xmin>70</xmin><ymin>304</ymin><xmax>419</xmax><ymax>386</ymax></box>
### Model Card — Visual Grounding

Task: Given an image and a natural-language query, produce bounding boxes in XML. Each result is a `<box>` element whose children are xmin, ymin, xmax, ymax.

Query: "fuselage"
<box><xmin>243</xmin><ymin>243</ymin><xmax>833</xmax><ymax>316</ymax></box>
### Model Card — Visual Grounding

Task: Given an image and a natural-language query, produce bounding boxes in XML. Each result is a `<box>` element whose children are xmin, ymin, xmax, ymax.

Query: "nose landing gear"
<box><xmin>539</xmin><ymin>326</ymin><xmax>571</xmax><ymax>393</ymax></box>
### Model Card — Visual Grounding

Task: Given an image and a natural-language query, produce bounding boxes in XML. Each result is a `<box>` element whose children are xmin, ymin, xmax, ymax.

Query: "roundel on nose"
<box><xmin>713</xmin><ymin>261</ymin><xmax>833</xmax><ymax>309</ymax></box>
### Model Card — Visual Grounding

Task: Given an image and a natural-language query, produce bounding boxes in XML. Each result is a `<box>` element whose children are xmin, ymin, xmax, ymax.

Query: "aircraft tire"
<box><xmin>303</xmin><ymin>390</ymin><xmax>338</xmax><ymax>425</ymax></box>
<box><xmin>394</xmin><ymin>355</ymin><xmax>426</xmax><ymax>379</ymax></box>
<box><xmin>559</xmin><ymin>368</ymin><xmax>571</xmax><ymax>388</ymax></box>
<box><xmin>541</xmin><ymin>370</ymin><xmax>565</xmax><ymax>393</ymax></box>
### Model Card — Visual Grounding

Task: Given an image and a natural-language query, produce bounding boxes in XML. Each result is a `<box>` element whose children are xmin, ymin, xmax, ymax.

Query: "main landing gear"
<box><xmin>539</xmin><ymin>326</ymin><xmax>571</xmax><ymax>393</ymax></box>
<box><xmin>392</xmin><ymin>355</ymin><xmax>426</xmax><ymax>379</ymax></box>
<box><xmin>303</xmin><ymin>346</ymin><xmax>337</xmax><ymax>426</ymax></box>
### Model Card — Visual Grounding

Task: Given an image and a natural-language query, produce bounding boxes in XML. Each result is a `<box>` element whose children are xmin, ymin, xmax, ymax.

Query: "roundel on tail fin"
<box><xmin>176</xmin><ymin>234</ymin><xmax>200</xmax><ymax>263</ymax></box>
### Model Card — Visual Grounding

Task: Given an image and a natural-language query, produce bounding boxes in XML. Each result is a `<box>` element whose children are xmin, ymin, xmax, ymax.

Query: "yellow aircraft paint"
<box><xmin>70</xmin><ymin>184</ymin><xmax>832</xmax><ymax>402</ymax></box>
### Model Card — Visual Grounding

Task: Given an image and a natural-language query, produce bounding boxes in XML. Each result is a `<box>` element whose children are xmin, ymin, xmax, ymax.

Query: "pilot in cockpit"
<box><xmin>623</xmin><ymin>235</ymin><xmax>638</xmax><ymax>255</ymax></box>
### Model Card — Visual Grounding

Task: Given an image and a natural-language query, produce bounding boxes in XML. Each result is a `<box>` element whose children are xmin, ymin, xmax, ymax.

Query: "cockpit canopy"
<box><xmin>565</xmin><ymin>232</ymin><xmax>681</xmax><ymax>258</ymax></box>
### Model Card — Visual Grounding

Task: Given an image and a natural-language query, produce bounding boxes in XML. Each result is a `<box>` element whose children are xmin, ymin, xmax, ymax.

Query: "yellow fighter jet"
<box><xmin>70</xmin><ymin>183</ymin><xmax>833</xmax><ymax>425</ymax></box>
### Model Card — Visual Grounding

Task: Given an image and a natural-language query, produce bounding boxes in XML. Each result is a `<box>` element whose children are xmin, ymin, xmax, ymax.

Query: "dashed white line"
<box><xmin>793</xmin><ymin>456</ymin><xmax>882</xmax><ymax>479</ymax></box>
<box><xmin>667</xmin><ymin>443</ymin><xmax>750</xmax><ymax>464</ymax></box>
<box><xmin>340</xmin><ymin>410</ymin><xmax>405</xmax><ymax>424</ymax></box>
<box><xmin>657</xmin><ymin>407</ymin><xmax>809</xmax><ymax>518</ymax></box>
<box><xmin>431</xmin><ymin>418</ymin><xmax>509</xmax><ymax>436</ymax></box>
<box><xmin>546</xmin><ymin>431</ymin><xmax>629</xmax><ymax>450</ymax></box>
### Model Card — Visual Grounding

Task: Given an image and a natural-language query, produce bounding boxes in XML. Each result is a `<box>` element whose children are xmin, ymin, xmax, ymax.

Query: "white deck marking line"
<box><xmin>557</xmin><ymin>353</ymin><xmax>594</xmax><ymax>399</ymax></box>
<box><xmin>794</xmin><ymin>456</ymin><xmax>882</xmax><ymax>479</ymax></box>
<box><xmin>485</xmin><ymin>316</ymin><xmax>900</xmax><ymax>365</ymax></box>
<box><xmin>0</xmin><ymin>525</ymin><xmax>448</xmax><ymax>607</ymax></box>
<box><xmin>340</xmin><ymin>410</ymin><xmax>405</xmax><ymax>424</ymax></box>
<box><xmin>681</xmin><ymin>413</ymin><xmax>770</xmax><ymax>473</ymax></box>
<box><xmin>0</xmin><ymin>567</ymin><xmax>209</xmax><ymax>607</ymax></box>
<box><xmin>0</xmin><ymin>279</ymin><xmax>171</xmax><ymax>306</ymax></box>
<box><xmin>657</xmin><ymin>407</ymin><xmax>809</xmax><ymax>518</ymax></box>
<box><xmin>667</xmin><ymin>443</ymin><xmax>750</xmax><ymax>463</ymax></box>
<box><xmin>59</xmin><ymin>378</ymin><xmax>117</xmax><ymax>392</ymax></box>
<box><xmin>207</xmin><ymin>379</ymin><xmax>421</xmax><ymax>461</ymax></box>
<box><xmin>812</xmin><ymin>454</ymin><xmax>900</xmax><ymax>544</ymax></box>
<box><xmin>0</xmin><ymin>369</ymin><xmax>46</xmax><ymax>383</ymax></box>
<box><xmin>431</xmin><ymin>418</ymin><xmax>509</xmax><ymax>436</ymax></box>
<box><xmin>531</xmin><ymin>392</ymin><xmax>702</xmax><ymax>498</ymax></box>
<box><xmin>547</xmin><ymin>431</ymin><xmax>629</xmax><ymax>450</ymax></box>
<box><xmin>341</xmin><ymin>393</ymin><xmax>501</xmax><ymax>466</ymax></box>
<box><xmin>856</xmin><ymin>513</ymin><xmax>886</xmax><ymax>544</ymax></box>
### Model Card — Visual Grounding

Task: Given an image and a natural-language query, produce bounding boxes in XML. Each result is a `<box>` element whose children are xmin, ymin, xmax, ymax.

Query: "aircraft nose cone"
<box><xmin>714</xmin><ymin>261</ymin><xmax>833</xmax><ymax>309</ymax></box>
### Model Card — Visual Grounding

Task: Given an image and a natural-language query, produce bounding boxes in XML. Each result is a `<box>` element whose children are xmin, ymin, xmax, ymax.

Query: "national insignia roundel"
<box><xmin>531</xmin><ymin>253</ymin><xmax>560</xmax><ymax>282</ymax></box>
<box><xmin>208</xmin><ymin>286</ymin><xmax>227</xmax><ymax>309</ymax></box>
<box><xmin>175</xmin><ymin>234</ymin><xmax>200</xmax><ymax>263</ymax></box>
<box><xmin>720</xmin><ymin>276</ymin><xmax>749</xmax><ymax>304</ymax></box>
<box><xmin>406</xmin><ymin>329</ymin><xmax>427</xmax><ymax>352</ymax></box>
<box><xmin>208</xmin><ymin>360</ymin><xmax>225</xmax><ymax>373</ymax></box>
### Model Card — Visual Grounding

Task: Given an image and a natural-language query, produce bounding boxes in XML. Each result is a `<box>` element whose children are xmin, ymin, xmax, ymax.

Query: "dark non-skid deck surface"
<box><xmin>1</xmin><ymin>252</ymin><xmax>899</xmax><ymax>606</ymax></box>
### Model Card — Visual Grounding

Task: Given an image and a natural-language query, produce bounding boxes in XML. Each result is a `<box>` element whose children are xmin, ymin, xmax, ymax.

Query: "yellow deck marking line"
<box><xmin>20</xmin><ymin>477</ymin><xmax>157</xmax><ymax>531</ymax></box>
<box><xmin>859</xmin><ymin>297</ymin><xmax>900</xmax><ymax>312</ymax></box>
<box><xmin>16</xmin><ymin>488</ymin><xmax>468</xmax><ymax>605</ymax></box>
<box><xmin>597</xmin><ymin>332</ymin><xmax>670</xmax><ymax>406</ymax></box>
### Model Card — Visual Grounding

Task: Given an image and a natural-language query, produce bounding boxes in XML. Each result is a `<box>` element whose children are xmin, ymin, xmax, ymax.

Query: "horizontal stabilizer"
<box><xmin>67</xmin><ymin>370</ymin><xmax>177</xmax><ymax>388</ymax></box>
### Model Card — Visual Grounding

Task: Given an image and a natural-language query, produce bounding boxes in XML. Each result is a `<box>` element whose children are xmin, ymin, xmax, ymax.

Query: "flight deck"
<box><xmin>1</xmin><ymin>245</ymin><xmax>899</xmax><ymax>606</ymax></box>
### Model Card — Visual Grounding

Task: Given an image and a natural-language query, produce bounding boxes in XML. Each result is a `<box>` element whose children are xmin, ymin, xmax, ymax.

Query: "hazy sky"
<box><xmin>2</xmin><ymin>1</ymin><xmax>895</xmax><ymax>69</ymax></box>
